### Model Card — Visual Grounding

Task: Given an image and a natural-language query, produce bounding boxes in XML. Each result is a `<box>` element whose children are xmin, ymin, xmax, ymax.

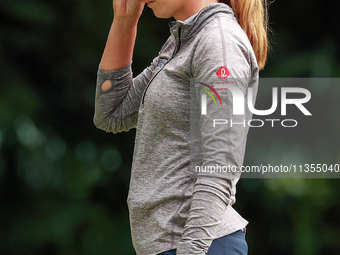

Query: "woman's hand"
<box><xmin>112</xmin><ymin>0</ymin><xmax>145</xmax><ymax>21</ymax></box>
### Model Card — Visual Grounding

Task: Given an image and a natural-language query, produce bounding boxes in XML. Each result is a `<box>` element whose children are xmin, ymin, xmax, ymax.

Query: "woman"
<box><xmin>94</xmin><ymin>0</ymin><xmax>269</xmax><ymax>254</ymax></box>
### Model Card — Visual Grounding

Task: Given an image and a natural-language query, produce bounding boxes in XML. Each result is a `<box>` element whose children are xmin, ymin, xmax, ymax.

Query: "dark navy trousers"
<box><xmin>158</xmin><ymin>230</ymin><xmax>248</xmax><ymax>255</ymax></box>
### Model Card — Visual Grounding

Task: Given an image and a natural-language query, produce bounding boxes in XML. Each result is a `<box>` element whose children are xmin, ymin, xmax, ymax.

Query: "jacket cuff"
<box><xmin>97</xmin><ymin>62</ymin><xmax>132</xmax><ymax>81</ymax></box>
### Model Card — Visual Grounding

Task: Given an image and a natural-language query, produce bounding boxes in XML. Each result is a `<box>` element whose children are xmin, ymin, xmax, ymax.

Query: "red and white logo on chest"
<box><xmin>216</xmin><ymin>66</ymin><xmax>230</xmax><ymax>79</ymax></box>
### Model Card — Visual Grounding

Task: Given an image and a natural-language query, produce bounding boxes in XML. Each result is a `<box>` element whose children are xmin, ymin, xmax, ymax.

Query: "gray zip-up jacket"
<box><xmin>94</xmin><ymin>3</ymin><xmax>259</xmax><ymax>255</ymax></box>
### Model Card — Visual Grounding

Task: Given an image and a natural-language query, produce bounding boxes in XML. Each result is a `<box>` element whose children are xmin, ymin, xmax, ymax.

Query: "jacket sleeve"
<box><xmin>176</xmin><ymin>18</ymin><xmax>256</xmax><ymax>255</ymax></box>
<box><xmin>93</xmin><ymin>56</ymin><xmax>159</xmax><ymax>134</ymax></box>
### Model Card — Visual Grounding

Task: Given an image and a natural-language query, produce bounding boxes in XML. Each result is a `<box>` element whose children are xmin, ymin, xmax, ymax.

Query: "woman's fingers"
<box><xmin>112</xmin><ymin>0</ymin><xmax>145</xmax><ymax>20</ymax></box>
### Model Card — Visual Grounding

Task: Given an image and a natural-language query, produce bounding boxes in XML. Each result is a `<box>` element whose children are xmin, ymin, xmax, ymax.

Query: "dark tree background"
<box><xmin>0</xmin><ymin>0</ymin><xmax>340</xmax><ymax>254</ymax></box>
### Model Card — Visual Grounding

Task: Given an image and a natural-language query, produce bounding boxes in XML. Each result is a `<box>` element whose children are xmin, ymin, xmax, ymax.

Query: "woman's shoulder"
<box><xmin>199</xmin><ymin>14</ymin><xmax>249</xmax><ymax>46</ymax></box>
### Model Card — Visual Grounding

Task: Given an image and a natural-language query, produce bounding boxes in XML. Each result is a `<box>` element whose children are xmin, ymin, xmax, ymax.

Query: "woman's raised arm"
<box><xmin>100</xmin><ymin>0</ymin><xmax>145</xmax><ymax>73</ymax></box>
<box><xmin>94</xmin><ymin>0</ymin><xmax>157</xmax><ymax>133</ymax></box>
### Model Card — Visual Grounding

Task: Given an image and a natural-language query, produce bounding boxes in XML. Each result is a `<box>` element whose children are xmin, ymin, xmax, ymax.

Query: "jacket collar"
<box><xmin>168</xmin><ymin>3</ymin><xmax>235</xmax><ymax>43</ymax></box>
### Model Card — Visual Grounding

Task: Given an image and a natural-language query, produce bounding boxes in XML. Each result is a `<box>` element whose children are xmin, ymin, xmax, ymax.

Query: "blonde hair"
<box><xmin>219</xmin><ymin>0</ymin><xmax>269</xmax><ymax>70</ymax></box>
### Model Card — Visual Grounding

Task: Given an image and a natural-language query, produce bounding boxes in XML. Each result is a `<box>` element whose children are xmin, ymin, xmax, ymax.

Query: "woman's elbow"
<box><xmin>93</xmin><ymin>112</ymin><xmax>135</xmax><ymax>134</ymax></box>
<box><xmin>93</xmin><ymin>114</ymin><xmax>111</xmax><ymax>132</ymax></box>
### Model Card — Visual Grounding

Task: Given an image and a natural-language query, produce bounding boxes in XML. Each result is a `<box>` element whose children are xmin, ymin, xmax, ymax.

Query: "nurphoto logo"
<box><xmin>197</xmin><ymin>79</ymin><xmax>312</xmax><ymax>128</ymax></box>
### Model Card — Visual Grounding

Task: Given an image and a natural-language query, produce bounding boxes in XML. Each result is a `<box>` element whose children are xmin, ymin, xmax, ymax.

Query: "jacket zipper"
<box><xmin>141</xmin><ymin>64</ymin><xmax>167</xmax><ymax>105</ymax></box>
<box><xmin>141</xmin><ymin>28</ymin><xmax>182</xmax><ymax>105</ymax></box>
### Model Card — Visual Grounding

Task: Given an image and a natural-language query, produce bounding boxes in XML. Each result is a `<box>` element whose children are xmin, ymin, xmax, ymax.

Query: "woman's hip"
<box><xmin>158</xmin><ymin>229</ymin><xmax>248</xmax><ymax>255</ymax></box>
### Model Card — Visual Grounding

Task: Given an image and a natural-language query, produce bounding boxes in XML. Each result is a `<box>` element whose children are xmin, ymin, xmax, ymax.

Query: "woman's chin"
<box><xmin>152</xmin><ymin>10</ymin><xmax>172</xmax><ymax>19</ymax></box>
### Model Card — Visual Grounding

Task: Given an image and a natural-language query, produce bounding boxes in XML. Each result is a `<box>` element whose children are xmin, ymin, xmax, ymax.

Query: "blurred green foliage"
<box><xmin>0</xmin><ymin>0</ymin><xmax>340</xmax><ymax>254</ymax></box>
